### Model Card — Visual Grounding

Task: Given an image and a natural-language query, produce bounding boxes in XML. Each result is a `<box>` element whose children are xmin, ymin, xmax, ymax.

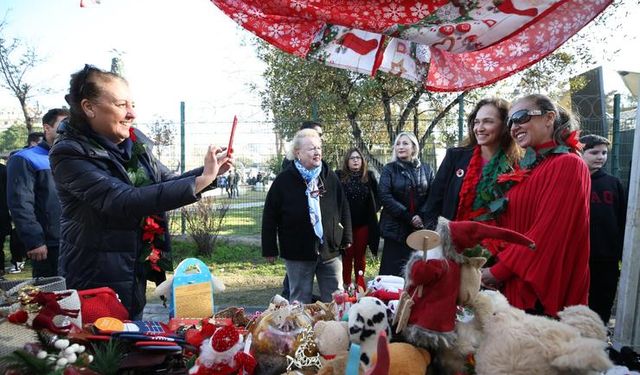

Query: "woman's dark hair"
<box><xmin>340</xmin><ymin>147</ymin><xmax>369</xmax><ymax>183</ymax></box>
<box><xmin>517</xmin><ymin>94</ymin><xmax>579</xmax><ymax>146</ymax></box>
<box><xmin>65</xmin><ymin>64</ymin><xmax>126</xmax><ymax>129</ymax></box>
<box><xmin>462</xmin><ymin>97</ymin><xmax>522</xmax><ymax>162</ymax></box>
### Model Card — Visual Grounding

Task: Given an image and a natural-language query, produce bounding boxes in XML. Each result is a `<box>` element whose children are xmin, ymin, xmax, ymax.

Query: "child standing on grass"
<box><xmin>580</xmin><ymin>134</ymin><xmax>628</xmax><ymax>325</ymax></box>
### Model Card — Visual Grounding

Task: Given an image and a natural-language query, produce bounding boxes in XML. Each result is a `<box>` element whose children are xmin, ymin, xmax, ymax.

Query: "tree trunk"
<box><xmin>419</xmin><ymin>92</ymin><xmax>466</xmax><ymax>149</ymax></box>
<box><xmin>19</xmin><ymin>97</ymin><xmax>33</xmax><ymax>134</ymax></box>
<box><xmin>347</xmin><ymin>113</ymin><xmax>384</xmax><ymax>172</ymax></box>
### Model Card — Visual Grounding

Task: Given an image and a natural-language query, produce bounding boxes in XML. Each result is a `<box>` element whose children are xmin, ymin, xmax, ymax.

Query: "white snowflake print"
<box><xmin>508</xmin><ymin>42</ymin><xmax>529</xmax><ymax>57</ymax></box>
<box><xmin>383</xmin><ymin>3</ymin><xmax>406</xmax><ymax>22</ymax></box>
<box><xmin>290</xmin><ymin>0</ymin><xmax>307</xmax><ymax>12</ymax></box>
<box><xmin>284</xmin><ymin>24</ymin><xmax>300</xmax><ymax>35</ymax></box>
<box><xmin>471</xmin><ymin>64</ymin><xmax>482</xmax><ymax>73</ymax></box>
<box><xmin>494</xmin><ymin>47</ymin><xmax>506</xmax><ymax>58</ymax></box>
<box><xmin>535</xmin><ymin>32</ymin><xmax>545</xmax><ymax>45</ymax></box>
<box><xmin>433</xmin><ymin>67</ymin><xmax>454</xmax><ymax>86</ymax></box>
<box><xmin>517</xmin><ymin>33</ymin><xmax>529</xmax><ymax>43</ymax></box>
<box><xmin>483</xmin><ymin>60</ymin><xmax>498</xmax><ymax>72</ymax></box>
<box><xmin>477</xmin><ymin>53</ymin><xmax>492</xmax><ymax>65</ymax></box>
<box><xmin>410</xmin><ymin>2</ymin><xmax>430</xmax><ymax>19</ymax></box>
<box><xmin>290</xmin><ymin>37</ymin><xmax>301</xmax><ymax>47</ymax></box>
<box><xmin>232</xmin><ymin>12</ymin><xmax>248</xmax><ymax>24</ymax></box>
<box><xmin>246</xmin><ymin>7</ymin><xmax>265</xmax><ymax>18</ymax></box>
<box><xmin>268</xmin><ymin>24</ymin><xmax>286</xmax><ymax>38</ymax></box>
<box><xmin>548</xmin><ymin>20</ymin><xmax>561</xmax><ymax>36</ymax></box>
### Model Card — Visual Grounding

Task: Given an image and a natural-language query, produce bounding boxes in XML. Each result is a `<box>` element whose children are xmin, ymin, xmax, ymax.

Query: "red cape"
<box><xmin>491</xmin><ymin>153</ymin><xmax>590</xmax><ymax>316</ymax></box>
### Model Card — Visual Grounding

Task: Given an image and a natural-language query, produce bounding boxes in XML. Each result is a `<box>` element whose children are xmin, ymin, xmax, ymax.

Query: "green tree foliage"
<box><xmin>0</xmin><ymin>122</ymin><xmax>28</xmax><ymax>153</ymax></box>
<box><xmin>256</xmin><ymin>41</ymin><xmax>464</xmax><ymax>170</ymax></box>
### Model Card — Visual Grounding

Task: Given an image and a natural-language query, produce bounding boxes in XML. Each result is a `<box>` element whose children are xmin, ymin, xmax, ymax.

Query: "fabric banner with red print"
<box><xmin>210</xmin><ymin>0</ymin><xmax>612</xmax><ymax>91</ymax></box>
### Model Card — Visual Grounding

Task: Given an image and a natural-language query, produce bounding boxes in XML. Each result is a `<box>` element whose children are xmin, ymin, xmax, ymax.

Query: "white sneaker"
<box><xmin>16</xmin><ymin>261</ymin><xmax>25</xmax><ymax>270</ymax></box>
<box><xmin>8</xmin><ymin>266</ymin><xmax>21</xmax><ymax>274</ymax></box>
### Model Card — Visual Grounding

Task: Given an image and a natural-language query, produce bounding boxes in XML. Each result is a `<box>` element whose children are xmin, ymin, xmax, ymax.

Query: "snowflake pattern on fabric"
<box><xmin>210</xmin><ymin>0</ymin><xmax>612</xmax><ymax>91</ymax></box>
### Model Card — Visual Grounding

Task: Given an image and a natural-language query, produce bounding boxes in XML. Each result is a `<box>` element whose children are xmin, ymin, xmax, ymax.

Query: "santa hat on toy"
<box><xmin>189</xmin><ymin>324</ymin><xmax>256</xmax><ymax>375</ymax></box>
<box><xmin>437</xmin><ymin>217</ymin><xmax>535</xmax><ymax>263</ymax></box>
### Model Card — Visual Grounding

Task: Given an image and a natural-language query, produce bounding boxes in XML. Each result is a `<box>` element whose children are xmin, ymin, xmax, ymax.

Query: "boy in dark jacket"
<box><xmin>581</xmin><ymin>134</ymin><xmax>627</xmax><ymax>324</ymax></box>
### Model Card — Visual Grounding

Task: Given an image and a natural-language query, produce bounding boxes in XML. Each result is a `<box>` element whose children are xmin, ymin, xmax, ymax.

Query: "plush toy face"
<box><xmin>314</xmin><ymin>320</ymin><xmax>349</xmax><ymax>356</ymax></box>
<box><xmin>458</xmin><ymin>257</ymin><xmax>486</xmax><ymax>305</ymax></box>
<box><xmin>348</xmin><ymin>297</ymin><xmax>391</xmax><ymax>367</ymax></box>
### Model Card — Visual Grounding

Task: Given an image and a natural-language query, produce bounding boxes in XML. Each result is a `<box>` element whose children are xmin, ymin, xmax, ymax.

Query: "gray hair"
<box><xmin>391</xmin><ymin>131</ymin><xmax>421</xmax><ymax>165</ymax></box>
<box><xmin>286</xmin><ymin>128</ymin><xmax>321</xmax><ymax>160</ymax></box>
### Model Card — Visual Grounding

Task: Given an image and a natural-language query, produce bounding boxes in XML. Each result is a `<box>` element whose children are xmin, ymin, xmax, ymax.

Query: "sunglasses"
<box><xmin>507</xmin><ymin>109</ymin><xmax>547</xmax><ymax>128</ymax></box>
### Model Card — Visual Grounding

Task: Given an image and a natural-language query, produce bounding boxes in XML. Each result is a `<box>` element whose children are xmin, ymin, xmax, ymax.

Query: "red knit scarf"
<box><xmin>455</xmin><ymin>146</ymin><xmax>488</xmax><ymax>221</ymax></box>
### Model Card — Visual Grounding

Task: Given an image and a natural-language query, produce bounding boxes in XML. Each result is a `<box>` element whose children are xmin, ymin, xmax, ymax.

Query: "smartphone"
<box><xmin>227</xmin><ymin>115</ymin><xmax>238</xmax><ymax>157</ymax></box>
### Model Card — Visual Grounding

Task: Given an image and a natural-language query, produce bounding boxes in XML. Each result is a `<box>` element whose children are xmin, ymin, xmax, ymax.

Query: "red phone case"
<box><xmin>227</xmin><ymin>116</ymin><xmax>238</xmax><ymax>156</ymax></box>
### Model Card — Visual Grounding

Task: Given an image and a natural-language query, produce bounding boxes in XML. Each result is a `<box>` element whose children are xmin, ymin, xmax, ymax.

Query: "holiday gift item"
<box><xmin>471</xmin><ymin>290</ymin><xmax>612</xmax><ymax>375</ymax></box>
<box><xmin>168</xmin><ymin>258</ymin><xmax>222</xmax><ymax>318</ymax></box>
<box><xmin>348</xmin><ymin>297</ymin><xmax>391</xmax><ymax>369</ymax></box>
<box><xmin>399</xmin><ymin>217</ymin><xmax>534</xmax><ymax>350</ymax></box>
<box><xmin>78</xmin><ymin>287</ymin><xmax>129</xmax><ymax>324</ymax></box>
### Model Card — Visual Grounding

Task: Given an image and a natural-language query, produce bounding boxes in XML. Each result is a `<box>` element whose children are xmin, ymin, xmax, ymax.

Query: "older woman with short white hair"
<box><xmin>378</xmin><ymin>131</ymin><xmax>435</xmax><ymax>276</ymax></box>
<box><xmin>262</xmin><ymin>128</ymin><xmax>352</xmax><ymax>303</ymax></box>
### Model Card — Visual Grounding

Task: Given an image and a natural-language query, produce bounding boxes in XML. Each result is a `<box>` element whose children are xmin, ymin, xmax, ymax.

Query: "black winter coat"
<box><xmin>50</xmin><ymin>124</ymin><xmax>206</xmax><ymax>318</ymax></box>
<box><xmin>423</xmin><ymin>147</ymin><xmax>473</xmax><ymax>229</ymax></box>
<box><xmin>262</xmin><ymin>161</ymin><xmax>352</xmax><ymax>261</ymax></box>
<box><xmin>378</xmin><ymin>159</ymin><xmax>435</xmax><ymax>243</ymax></box>
<box><xmin>335</xmin><ymin>170</ymin><xmax>380</xmax><ymax>256</ymax></box>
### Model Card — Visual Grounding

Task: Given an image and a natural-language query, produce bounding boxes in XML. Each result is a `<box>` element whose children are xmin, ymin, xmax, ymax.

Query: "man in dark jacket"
<box><xmin>7</xmin><ymin>108</ymin><xmax>69</xmax><ymax>277</ymax></box>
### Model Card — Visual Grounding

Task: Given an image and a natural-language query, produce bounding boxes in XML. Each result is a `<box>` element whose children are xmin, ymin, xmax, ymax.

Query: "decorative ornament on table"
<box><xmin>10</xmin><ymin>289</ymin><xmax>81</xmax><ymax>335</ymax></box>
<box><xmin>285</xmin><ymin>325</ymin><xmax>322</xmax><ymax>372</ymax></box>
<box><xmin>0</xmin><ymin>331</ymin><xmax>95</xmax><ymax>375</ymax></box>
<box><xmin>188</xmin><ymin>323</ymin><xmax>256</xmax><ymax>375</ymax></box>
<box><xmin>348</xmin><ymin>297</ymin><xmax>392</xmax><ymax>369</ymax></box>
<box><xmin>313</xmin><ymin>320</ymin><xmax>350</xmax><ymax>364</ymax></box>
<box><xmin>365</xmin><ymin>275</ymin><xmax>404</xmax><ymax>304</ymax></box>
<box><xmin>398</xmin><ymin>217</ymin><xmax>535</xmax><ymax>350</ymax></box>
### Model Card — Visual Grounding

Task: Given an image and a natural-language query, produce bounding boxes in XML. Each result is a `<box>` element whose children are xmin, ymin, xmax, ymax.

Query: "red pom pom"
<box><xmin>8</xmin><ymin>310</ymin><xmax>28</xmax><ymax>324</ymax></box>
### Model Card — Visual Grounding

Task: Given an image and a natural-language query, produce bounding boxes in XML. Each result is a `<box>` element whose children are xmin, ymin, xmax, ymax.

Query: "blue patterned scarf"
<box><xmin>294</xmin><ymin>160</ymin><xmax>323</xmax><ymax>243</ymax></box>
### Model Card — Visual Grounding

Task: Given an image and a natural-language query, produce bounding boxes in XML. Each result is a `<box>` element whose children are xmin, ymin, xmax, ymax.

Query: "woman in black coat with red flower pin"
<box><xmin>50</xmin><ymin>65</ymin><xmax>232</xmax><ymax>319</ymax></box>
<box><xmin>423</xmin><ymin>97</ymin><xmax>521</xmax><ymax>229</ymax></box>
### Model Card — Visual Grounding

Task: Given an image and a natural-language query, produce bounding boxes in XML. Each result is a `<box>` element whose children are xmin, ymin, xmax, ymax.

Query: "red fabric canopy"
<box><xmin>210</xmin><ymin>0</ymin><xmax>611</xmax><ymax>91</ymax></box>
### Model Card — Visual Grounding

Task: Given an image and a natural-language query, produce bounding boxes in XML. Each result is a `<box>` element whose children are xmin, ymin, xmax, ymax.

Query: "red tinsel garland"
<box><xmin>455</xmin><ymin>146</ymin><xmax>488</xmax><ymax>221</ymax></box>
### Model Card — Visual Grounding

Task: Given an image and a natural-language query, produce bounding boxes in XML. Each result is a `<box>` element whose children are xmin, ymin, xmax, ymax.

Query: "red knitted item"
<box><xmin>78</xmin><ymin>287</ymin><xmax>129</xmax><ymax>324</ymax></box>
<box><xmin>455</xmin><ymin>146</ymin><xmax>487</xmax><ymax>221</ymax></box>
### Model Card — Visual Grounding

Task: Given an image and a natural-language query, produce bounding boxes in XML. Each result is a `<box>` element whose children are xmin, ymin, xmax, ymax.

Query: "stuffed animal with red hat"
<box><xmin>188</xmin><ymin>323</ymin><xmax>256</xmax><ymax>375</ymax></box>
<box><xmin>399</xmin><ymin>217</ymin><xmax>535</xmax><ymax>350</ymax></box>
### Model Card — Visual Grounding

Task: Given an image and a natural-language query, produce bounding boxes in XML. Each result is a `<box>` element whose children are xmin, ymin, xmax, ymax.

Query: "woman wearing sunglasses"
<box><xmin>262</xmin><ymin>128</ymin><xmax>352</xmax><ymax>304</ymax></box>
<box><xmin>424</xmin><ymin>97</ymin><xmax>521</xmax><ymax>229</ymax></box>
<box><xmin>480</xmin><ymin>94</ymin><xmax>591</xmax><ymax>317</ymax></box>
<box><xmin>378</xmin><ymin>131</ymin><xmax>435</xmax><ymax>277</ymax></box>
<box><xmin>336</xmin><ymin>148</ymin><xmax>381</xmax><ymax>289</ymax></box>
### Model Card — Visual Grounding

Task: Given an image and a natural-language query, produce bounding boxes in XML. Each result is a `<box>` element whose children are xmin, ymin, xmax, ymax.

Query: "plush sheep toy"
<box><xmin>471</xmin><ymin>290</ymin><xmax>612</xmax><ymax>375</ymax></box>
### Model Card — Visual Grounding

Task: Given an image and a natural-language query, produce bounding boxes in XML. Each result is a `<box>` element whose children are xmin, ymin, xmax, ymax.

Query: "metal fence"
<box><xmin>0</xmin><ymin>93</ymin><xmax>635</xmax><ymax>237</ymax></box>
